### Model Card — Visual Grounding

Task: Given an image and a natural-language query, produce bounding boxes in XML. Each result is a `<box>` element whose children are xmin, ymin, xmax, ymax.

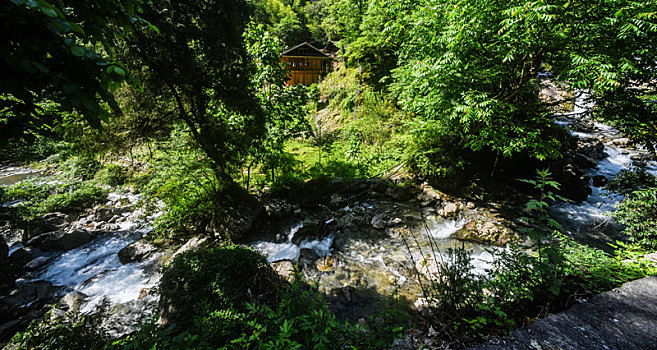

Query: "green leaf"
<box><xmin>71</xmin><ymin>46</ymin><xmax>85</xmax><ymax>57</ymax></box>
<box><xmin>113</xmin><ymin>66</ymin><xmax>125</xmax><ymax>77</ymax></box>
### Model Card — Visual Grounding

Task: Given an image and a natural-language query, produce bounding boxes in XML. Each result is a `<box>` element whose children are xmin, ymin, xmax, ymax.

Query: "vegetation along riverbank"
<box><xmin>1</xmin><ymin>0</ymin><xmax>657</xmax><ymax>349</ymax></box>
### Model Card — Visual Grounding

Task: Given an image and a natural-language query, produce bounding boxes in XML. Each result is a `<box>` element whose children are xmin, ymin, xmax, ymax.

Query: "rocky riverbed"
<box><xmin>1</xmin><ymin>113</ymin><xmax>655</xmax><ymax>345</ymax></box>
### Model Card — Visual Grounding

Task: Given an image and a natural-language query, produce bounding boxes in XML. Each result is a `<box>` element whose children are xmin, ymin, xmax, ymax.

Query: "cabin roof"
<box><xmin>281</xmin><ymin>42</ymin><xmax>330</xmax><ymax>58</ymax></box>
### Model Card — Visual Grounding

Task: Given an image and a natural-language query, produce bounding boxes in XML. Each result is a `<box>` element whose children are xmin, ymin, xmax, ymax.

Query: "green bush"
<box><xmin>9</xmin><ymin>308</ymin><xmax>109</xmax><ymax>350</ymax></box>
<box><xmin>60</xmin><ymin>155</ymin><xmax>101</xmax><ymax>180</ymax></box>
<box><xmin>614</xmin><ymin>187</ymin><xmax>657</xmax><ymax>249</ymax></box>
<box><xmin>94</xmin><ymin>163</ymin><xmax>129</xmax><ymax>187</ymax></box>
<box><xmin>39</xmin><ymin>183</ymin><xmax>108</xmax><ymax>213</ymax></box>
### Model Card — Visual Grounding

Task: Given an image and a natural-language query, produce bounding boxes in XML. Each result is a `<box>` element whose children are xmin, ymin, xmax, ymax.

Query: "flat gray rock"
<box><xmin>469</xmin><ymin>275</ymin><xmax>657</xmax><ymax>350</ymax></box>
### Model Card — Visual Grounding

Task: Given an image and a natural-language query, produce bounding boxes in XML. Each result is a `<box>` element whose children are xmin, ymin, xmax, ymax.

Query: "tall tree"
<box><xmin>392</xmin><ymin>0</ymin><xmax>657</xmax><ymax>176</ymax></box>
<box><xmin>123</xmin><ymin>0</ymin><xmax>263</xmax><ymax>183</ymax></box>
<box><xmin>0</xmin><ymin>0</ymin><xmax>141</xmax><ymax>143</ymax></box>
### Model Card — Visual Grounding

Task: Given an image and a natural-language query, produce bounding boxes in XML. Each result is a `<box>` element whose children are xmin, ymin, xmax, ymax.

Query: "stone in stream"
<box><xmin>577</xmin><ymin>138</ymin><xmax>606</xmax><ymax>160</ymax></box>
<box><xmin>26</xmin><ymin>228</ymin><xmax>93</xmax><ymax>251</ymax></box>
<box><xmin>270</xmin><ymin>260</ymin><xmax>295</xmax><ymax>282</ymax></box>
<box><xmin>454</xmin><ymin>218</ymin><xmax>516</xmax><ymax>246</ymax></box>
<box><xmin>441</xmin><ymin>202</ymin><xmax>459</xmax><ymax>217</ymax></box>
<box><xmin>24</xmin><ymin>212</ymin><xmax>71</xmax><ymax>242</ymax></box>
<box><xmin>118</xmin><ymin>240</ymin><xmax>158</xmax><ymax>264</ymax></box>
<box><xmin>24</xmin><ymin>256</ymin><xmax>51</xmax><ymax>271</ymax></box>
<box><xmin>371</xmin><ymin>214</ymin><xmax>386</xmax><ymax>229</ymax></box>
<box><xmin>59</xmin><ymin>291</ymin><xmax>88</xmax><ymax>313</ymax></box>
<box><xmin>592</xmin><ymin>175</ymin><xmax>608</xmax><ymax>187</ymax></box>
<box><xmin>8</xmin><ymin>248</ymin><xmax>33</xmax><ymax>269</ymax></box>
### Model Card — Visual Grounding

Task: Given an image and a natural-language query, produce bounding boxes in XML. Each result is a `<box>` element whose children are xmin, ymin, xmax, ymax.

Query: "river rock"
<box><xmin>454</xmin><ymin>218</ymin><xmax>516</xmax><ymax>246</ymax></box>
<box><xmin>0</xmin><ymin>236</ymin><xmax>7</xmax><ymax>263</ymax></box>
<box><xmin>212</xmin><ymin>183</ymin><xmax>263</xmax><ymax>242</ymax></box>
<box><xmin>171</xmin><ymin>235</ymin><xmax>210</xmax><ymax>260</ymax></box>
<box><xmin>299</xmin><ymin>248</ymin><xmax>320</xmax><ymax>266</ymax></box>
<box><xmin>26</xmin><ymin>228</ymin><xmax>93</xmax><ymax>251</ymax></box>
<box><xmin>554</xmin><ymin>164</ymin><xmax>592</xmax><ymax>201</ymax></box>
<box><xmin>24</xmin><ymin>256</ymin><xmax>51</xmax><ymax>271</ymax></box>
<box><xmin>59</xmin><ymin>291</ymin><xmax>87</xmax><ymax>313</ymax></box>
<box><xmin>612</xmin><ymin>137</ymin><xmax>631</xmax><ymax>146</ymax></box>
<box><xmin>592</xmin><ymin>175</ymin><xmax>608</xmax><ymax>187</ymax></box>
<box><xmin>118</xmin><ymin>240</ymin><xmax>158</xmax><ymax>264</ymax></box>
<box><xmin>417</xmin><ymin>184</ymin><xmax>442</xmax><ymax>207</ymax></box>
<box><xmin>8</xmin><ymin>248</ymin><xmax>33</xmax><ymax>269</ymax></box>
<box><xmin>270</xmin><ymin>260</ymin><xmax>295</xmax><ymax>282</ymax></box>
<box><xmin>25</xmin><ymin>212</ymin><xmax>70</xmax><ymax>242</ymax></box>
<box><xmin>292</xmin><ymin>221</ymin><xmax>321</xmax><ymax>244</ymax></box>
<box><xmin>93</xmin><ymin>206</ymin><xmax>132</xmax><ymax>222</ymax></box>
<box><xmin>440</xmin><ymin>202</ymin><xmax>459</xmax><ymax>217</ymax></box>
<box><xmin>371</xmin><ymin>214</ymin><xmax>386</xmax><ymax>229</ymax></box>
<box><xmin>578</xmin><ymin>138</ymin><xmax>606</xmax><ymax>160</ymax></box>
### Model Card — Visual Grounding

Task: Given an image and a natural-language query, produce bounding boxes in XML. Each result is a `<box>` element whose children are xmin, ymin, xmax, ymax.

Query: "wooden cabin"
<box><xmin>280</xmin><ymin>42</ymin><xmax>332</xmax><ymax>86</ymax></box>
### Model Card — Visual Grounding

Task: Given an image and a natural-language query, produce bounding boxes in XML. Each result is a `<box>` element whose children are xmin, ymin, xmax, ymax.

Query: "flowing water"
<box><xmin>2</xmin><ymin>100</ymin><xmax>656</xmax><ymax>331</ymax></box>
<box><xmin>1</xmin><ymin>171</ymin><xmax>162</xmax><ymax>334</ymax></box>
<box><xmin>551</xmin><ymin>118</ymin><xmax>657</xmax><ymax>246</ymax></box>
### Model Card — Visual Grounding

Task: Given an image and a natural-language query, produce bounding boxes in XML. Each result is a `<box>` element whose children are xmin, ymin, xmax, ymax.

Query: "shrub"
<box><xmin>38</xmin><ymin>183</ymin><xmax>108</xmax><ymax>213</ymax></box>
<box><xmin>93</xmin><ymin>163</ymin><xmax>129</xmax><ymax>187</ymax></box>
<box><xmin>9</xmin><ymin>307</ymin><xmax>110</xmax><ymax>350</ymax></box>
<box><xmin>154</xmin><ymin>246</ymin><xmax>280</xmax><ymax>347</ymax></box>
<box><xmin>60</xmin><ymin>155</ymin><xmax>101</xmax><ymax>180</ymax></box>
<box><xmin>613</xmin><ymin>187</ymin><xmax>657</xmax><ymax>249</ymax></box>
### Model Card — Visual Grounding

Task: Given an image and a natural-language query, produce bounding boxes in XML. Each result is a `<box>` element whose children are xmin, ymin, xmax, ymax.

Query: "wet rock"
<box><xmin>612</xmin><ymin>137</ymin><xmax>631</xmax><ymax>146</ymax></box>
<box><xmin>0</xmin><ymin>236</ymin><xmax>7</xmax><ymax>263</ymax></box>
<box><xmin>171</xmin><ymin>235</ymin><xmax>210</xmax><ymax>260</ymax></box>
<box><xmin>440</xmin><ymin>202</ymin><xmax>459</xmax><ymax>217</ymax></box>
<box><xmin>26</xmin><ymin>228</ymin><xmax>93</xmax><ymax>251</ymax></box>
<box><xmin>574</xmin><ymin>153</ymin><xmax>597</xmax><ymax>169</ymax></box>
<box><xmin>385</xmin><ymin>185</ymin><xmax>414</xmax><ymax>201</ymax></box>
<box><xmin>270</xmin><ymin>260</ymin><xmax>295</xmax><ymax>282</ymax></box>
<box><xmin>59</xmin><ymin>291</ymin><xmax>87</xmax><ymax>313</ymax></box>
<box><xmin>388</xmin><ymin>217</ymin><xmax>404</xmax><ymax>226</ymax></box>
<box><xmin>264</xmin><ymin>199</ymin><xmax>295</xmax><ymax>219</ymax></box>
<box><xmin>8</xmin><ymin>248</ymin><xmax>33</xmax><ymax>269</ymax></box>
<box><xmin>101</xmin><ymin>223</ymin><xmax>121</xmax><ymax>231</ymax></box>
<box><xmin>417</xmin><ymin>184</ymin><xmax>442</xmax><ymax>207</ymax></box>
<box><xmin>371</xmin><ymin>214</ymin><xmax>386</xmax><ymax>229</ymax></box>
<box><xmin>292</xmin><ymin>221</ymin><xmax>322</xmax><ymax>244</ymax></box>
<box><xmin>118</xmin><ymin>240</ymin><xmax>158</xmax><ymax>264</ymax></box>
<box><xmin>24</xmin><ymin>256</ymin><xmax>51</xmax><ymax>271</ymax></box>
<box><xmin>316</xmin><ymin>255</ymin><xmax>334</xmax><ymax>271</ymax></box>
<box><xmin>25</xmin><ymin>212</ymin><xmax>70</xmax><ymax>242</ymax></box>
<box><xmin>554</xmin><ymin>164</ymin><xmax>592</xmax><ymax>201</ymax></box>
<box><xmin>454</xmin><ymin>219</ymin><xmax>515</xmax><ymax>246</ymax></box>
<box><xmin>212</xmin><ymin>183</ymin><xmax>263</xmax><ymax>242</ymax></box>
<box><xmin>391</xmin><ymin>337</ymin><xmax>414</xmax><ymax>350</ymax></box>
<box><xmin>299</xmin><ymin>248</ymin><xmax>320</xmax><ymax>267</ymax></box>
<box><xmin>578</xmin><ymin>138</ymin><xmax>606</xmax><ymax>160</ymax></box>
<box><xmin>94</xmin><ymin>206</ymin><xmax>132</xmax><ymax>222</ymax></box>
<box><xmin>592</xmin><ymin>175</ymin><xmax>608</xmax><ymax>187</ymax></box>
<box><xmin>0</xmin><ymin>319</ymin><xmax>22</xmax><ymax>340</ymax></box>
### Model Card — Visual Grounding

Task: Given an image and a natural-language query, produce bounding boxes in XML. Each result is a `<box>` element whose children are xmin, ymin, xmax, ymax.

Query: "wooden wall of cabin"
<box><xmin>281</xmin><ymin>56</ymin><xmax>329</xmax><ymax>86</ymax></box>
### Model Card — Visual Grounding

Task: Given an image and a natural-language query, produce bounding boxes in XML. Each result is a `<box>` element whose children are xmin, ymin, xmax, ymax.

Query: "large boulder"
<box><xmin>577</xmin><ymin>138</ymin><xmax>606</xmax><ymax>160</ymax></box>
<box><xmin>212</xmin><ymin>183</ymin><xmax>263</xmax><ymax>242</ymax></box>
<box><xmin>26</xmin><ymin>228</ymin><xmax>93</xmax><ymax>251</ymax></box>
<box><xmin>454</xmin><ymin>220</ymin><xmax>515</xmax><ymax>246</ymax></box>
<box><xmin>553</xmin><ymin>164</ymin><xmax>592</xmax><ymax>202</ymax></box>
<box><xmin>118</xmin><ymin>240</ymin><xmax>158</xmax><ymax>264</ymax></box>
<box><xmin>8</xmin><ymin>248</ymin><xmax>33</xmax><ymax>269</ymax></box>
<box><xmin>24</xmin><ymin>212</ymin><xmax>70</xmax><ymax>242</ymax></box>
<box><xmin>0</xmin><ymin>236</ymin><xmax>7</xmax><ymax>264</ymax></box>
